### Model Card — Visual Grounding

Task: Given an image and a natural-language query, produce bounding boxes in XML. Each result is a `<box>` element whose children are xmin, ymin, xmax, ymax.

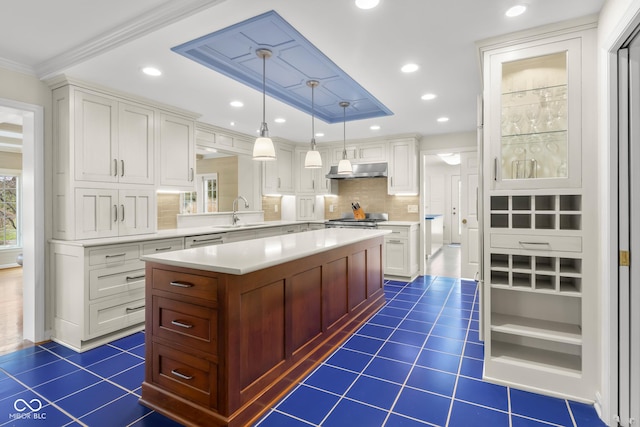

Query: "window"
<box><xmin>0</xmin><ymin>174</ymin><xmax>20</xmax><ymax>248</ymax></box>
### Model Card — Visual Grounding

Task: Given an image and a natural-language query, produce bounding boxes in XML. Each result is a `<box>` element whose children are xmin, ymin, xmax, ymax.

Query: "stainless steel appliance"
<box><xmin>324</xmin><ymin>213</ymin><xmax>388</xmax><ymax>229</ymax></box>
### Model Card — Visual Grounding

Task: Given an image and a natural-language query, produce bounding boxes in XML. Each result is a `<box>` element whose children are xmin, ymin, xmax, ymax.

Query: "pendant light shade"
<box><xmin>337</xmin><ymin>101</ymin><xmax>353</xmax><ymax>174</ymax></box>
<box><xmin>304</xmin><ymin>80</ymin><xmax>322</xmax><ymax>168</ymax></box>
<box><xmin>253</xmin><ymin>49</ymin><xmax>276</xmax><ymax>161</ymax></box>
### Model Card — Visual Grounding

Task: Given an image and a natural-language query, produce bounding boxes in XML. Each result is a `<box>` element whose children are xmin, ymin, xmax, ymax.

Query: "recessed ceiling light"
<box><xmin>505</xmin><ymin>5</ymin><xmax>526</xmax><ymax>17</ymax></box>
<box><xmin>229</xmin><ymin>101</ymin><xmax>243</xmax><ymax>107</ymax></box>
<box><xmin>315</xmin><ymin>132</ymin><xmax>324</xmax><ymax>137</ymax></box>
<box><xmin>141</xmin><ymin>67</ymin><xmax>162</xmax><ymax>76</ymax></box>
<box><xmin>274</xmin><ymin>118</ymin><xmax>286</xmax><ymax>123</ymax></box>
<box><xmin>355</xmin><ymin>0</ymin><xmax>380</xmax><ymax>9</ymax></box>
<box><xmin>437</xmin><ymin>117</ymin><xmax>450</xmax><ymax>123</ymax></box>
<box><xmin>230</xmin><ymin>121</ymin><xmax>235</xmax><ymax>126</ymax></box>
<box><xmin>401</xmin><ymin>63</ymin><xmax>419</xmax><ymax>73</ymax></box>
<box><xmin>421</xmin><ymin>93</ymin><xmax>437</xmax><ymax>101</ymax></box>
<box><xmin>370</xmin><ymin>125</ymin><xmax>381</xmax><ymax>130</ymax></box>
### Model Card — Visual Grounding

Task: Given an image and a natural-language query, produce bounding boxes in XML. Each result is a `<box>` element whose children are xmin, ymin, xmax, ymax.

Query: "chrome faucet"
<box><xmin>232</xmin><ymin>196</ymin><xmax>249</xmax><ymax>226</ymax></box>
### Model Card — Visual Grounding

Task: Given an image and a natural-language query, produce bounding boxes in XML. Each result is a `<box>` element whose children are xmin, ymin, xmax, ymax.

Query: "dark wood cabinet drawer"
<box><xmin>153</xmin><ymin>296</ymin><xmax>217</xmax><ymax>354</ymax></box>
<box><xmin>151</xmin><ymin>268</ymin><xmax>218</xmax><ymax>301</ymax></box>
<box><xmin>152</xmin><ymin>343</ymin><xmax>218</xmax><ymax>408</ymax></box>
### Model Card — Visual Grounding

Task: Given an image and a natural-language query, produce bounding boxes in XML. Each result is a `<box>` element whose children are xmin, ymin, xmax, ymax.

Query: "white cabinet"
<box><xmin>388</xmin><ymin>138</ymin><xmax>418</xmax><ymax>194</ymax></box>
<box><xmin>72</xmin><ymin>90</ymin><xmax>154</xmax><ymax>185</ymax></box>
<box><xmin>379</xmin><ymin>223</ymin><xmax>419</xmax><ymax>279</ymax></box>
<box><xmin>262</xmin><ymin>142</ymin><xmax>295</xmax><ymax>195</ymax></box>
<box><xmin>158</xmin><ymin>113</ymin><xmax>195</xmax><ymax>190</ymax></box>
<box><xmin>479</xmin><ymin>22</ymin><xmax>597</xmax><ymax>402</ymax></box>
<box><xmin>195</xmin><ymin>123</ymin><xmax>253</xmax><ymax>156</ymax></box>
<box><xmin>51</xmin><ymin>237</ymin><xmax>183</xmax><ymax>351</ymax></box>
<box><xmin>331</xmin><ymin>141</ymin><xmax>386</xmax><ymax>164</ymax></box>
<box><xmin>295</xmin><ymin>147</ymin><xmax>336</xmax><ymax>195</ymax></box>
<box><xmin>297</xmin><ymin>196</ymin><xmax>316</xmax><ymax>221</ymax></box>
<box><xmin>74</xmin><ymin>189</ymin><xmax>155</xmax><ymax>240</ymax></box>
<box><xmin>185</xmin><ymin>233</ymin><xmax>226</xmax><ymax>248</ymax></box>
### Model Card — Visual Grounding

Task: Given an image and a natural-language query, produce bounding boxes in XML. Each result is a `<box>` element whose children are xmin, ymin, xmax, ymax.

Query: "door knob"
<box><xmin>462</xmin><ymin>219</ymin><xmax>467</xmax><ymax>224</ymax></box>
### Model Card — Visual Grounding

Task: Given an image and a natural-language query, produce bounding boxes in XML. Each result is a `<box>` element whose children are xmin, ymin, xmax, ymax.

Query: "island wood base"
<box><xmin>140</xmin><ymin>236</ymin><xmax>386</xmax><ymax>427</ymax></box>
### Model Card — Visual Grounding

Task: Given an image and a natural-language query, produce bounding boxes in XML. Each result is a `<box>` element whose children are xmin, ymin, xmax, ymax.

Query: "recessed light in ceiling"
<box><xmin>421</xmin><ymin>93</ymin><xmax>437</xmax><ymax>101</ymax></box>
<box><xmin>230</xmin><ymin>121</ymin><xmax>235</xmax><ymax>126</ymax></box>
<box><xmin>141</xmin><ymin>66</ymin><xmax>162</xmax><ymax>76</ymax></box>
<box><xmin>370</xmin><ymin>125</ymin><xmax>380</xmax><ymax>130</ymax></box>
<box><xmin>401</xmin><ymin>63</ymin><xmax>419</xmax><ymax>73</ymax></box>
<box><xmin>230</xmin><ymin>100</ymin><xmax>243</xmax><ymax>107</ymax></box>
<box><xmin>355</xmin><ymin>0</ymin><xmax>380</xmax><ymax>10</ymax></box>
<box><xmin>437</xmin><ymin>117</ymin><xmax>450</xmax><ymax>123</ymax></box>
<box><xmin>505</xmin><ymin>5</ymin><xmax>526</xmax><ymax>17</ymax></box>
<box><xmin>315</xmin><ymin>132</ymin><xmax>324</xmax><ymax>137</ymax></box>
<box><xmin>274</xmin><ymin>118</ymin><xmax>286</xmax><ymax>123</ymax></box>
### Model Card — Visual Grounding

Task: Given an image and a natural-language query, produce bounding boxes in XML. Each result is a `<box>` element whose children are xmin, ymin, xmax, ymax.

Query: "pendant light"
<box><xmin>337</xmin><ymin>101</ymin><xmax>353</xmax><ymax>174</ymax></box>
<box><xmin>253</xmin><ymin>48</ymin><xmax>276</xmax><ymax>161</ymax></box>
<box><xmin>304</xmin><ymin>80</ymin><xmax>322</xmax><ymax>168</ymax></box>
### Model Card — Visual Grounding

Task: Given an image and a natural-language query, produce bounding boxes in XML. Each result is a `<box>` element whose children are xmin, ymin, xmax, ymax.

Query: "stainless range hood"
<box><xmin>326</xmin><ymin>162</ymin><xmax>388</xmax><ymax>179</ymax></box>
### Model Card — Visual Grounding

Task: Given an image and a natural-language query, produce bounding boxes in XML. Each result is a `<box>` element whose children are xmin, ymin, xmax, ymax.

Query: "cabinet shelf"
<box><xmin>490</xmin><ymin>341</ymin><xmax>581</xmax><ymax>376</ymax></box>
<box><xmin>491</xmin><ymin>313</ymin><xmax>581</xmax><ymax>345</ymax></box>
<box><xmin>501</xmin><ymin>83</ymin><xmax>567</xmax><ymax>98</ymax></box>
<box><xmin>501</xmin><ymin>129</ymin><xmax>567</xmax><ymax>141</ymax></box>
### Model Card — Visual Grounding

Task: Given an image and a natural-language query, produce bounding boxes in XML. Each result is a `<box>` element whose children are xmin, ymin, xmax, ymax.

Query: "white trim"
<box><xmin>0</xmin><ymin>98</ymin><xmax>46</xmax><ymax>344</ymax></box>
<box><xmin>0</xmin><ymin>57</ymin><xmax>36</xmax><ymax>76</ymax></box>
<box><xmin>36</xmin><ymin>0</ymin><xmax>226</xmax><ymax>80</ymax></box>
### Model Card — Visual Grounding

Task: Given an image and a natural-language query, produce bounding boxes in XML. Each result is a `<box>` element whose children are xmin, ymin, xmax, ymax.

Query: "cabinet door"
<box><xmin>295</xmin><ymin>149</ymin><xmax>316</xmax><ymax>194</ymax></box>
<box><xmin>118</xmin><ymin>189</ymin><xmax>156</xmax><ymax>236</ymax></box>
<box><xmin>388</xmin><ymin>139</ymin><xmax>418</xmax><ymax>194</ymax></box>
<box><xmin>332</xmin><ymin>146</ymin><xmax>357</xmax><ymax>164</ymax></box>
<box><xmin>75</xmin><ymin>188</ymin><xmax>119</xmax><ymax>239</ymax></box>
<box><xmin>316</xmin><ymin>148</ymin><xmax>335</xmax><ymax>194</ymax></box>
<box><xmin>277</xmin><ymin>144</ymin><xmax>295</xmax><ymax>194</ymax></box>
<box><xmin>297</xmin><ymin>196</ymin><xmax>315</xmax><ymax>220</ymax></box>
<box><xmin>357</xmin><ymin>142</ymin><xmax>386</xmax><ymax>163</ymax></box>
<box><xmin>159</xmin><ymin>113</ymin><xmax>195</xmax><ymax>189</ymax></box>
<box><xmin>74</xmin><ymin>91</ymin><xmax>118</xmax><ymax>183</ymax></box>
<box><xmin>383</xmin><ymin>237</ymin><xmax>408</xmax><ymax>276</ymax></box>
<box><xmin>486</xmin><ymin>38</ymin><xmax>582</xmax><ymax>189</ymax></box>
<box><xmin>118</xmin><ymin>102</ymin><xmax>154</xmax><ymax>185</ymax></box>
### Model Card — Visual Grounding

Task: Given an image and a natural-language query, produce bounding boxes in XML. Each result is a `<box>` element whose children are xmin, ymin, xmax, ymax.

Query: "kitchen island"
<box><xmin>139</xmin><ymin>228</ymin><xmax>389</xmax><ymax>427</ymax></box>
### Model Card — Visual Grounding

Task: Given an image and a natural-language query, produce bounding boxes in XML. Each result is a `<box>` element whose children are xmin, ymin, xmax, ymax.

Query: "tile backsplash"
<box><xmin>325</xmin><ymin>178</ymin><xmax>420</xmax><ymax>221</ymax></box>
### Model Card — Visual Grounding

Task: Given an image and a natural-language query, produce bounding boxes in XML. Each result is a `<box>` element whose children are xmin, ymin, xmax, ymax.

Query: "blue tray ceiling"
<box><xmin>171</xmin><ymin>10</ymin><xmax>393</xmax><ymax>124</ymax></box>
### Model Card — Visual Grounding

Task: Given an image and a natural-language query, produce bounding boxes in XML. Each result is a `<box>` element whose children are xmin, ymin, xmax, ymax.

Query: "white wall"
<box><xmin>420</xmin><ymin>131</ymin><xmax>476</xmax><ymax>152</ymax></box>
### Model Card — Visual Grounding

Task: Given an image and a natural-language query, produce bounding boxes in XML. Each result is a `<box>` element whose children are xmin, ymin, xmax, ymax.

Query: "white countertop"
<box><xmin>379</xmin><ymin>221</ymin><xmax>420</xmax><ymax>226</ymax></box>
<box><xmin>141</xmin><ymin>228</ymin><xmax>391</xmax><ymax>275</ymax></box>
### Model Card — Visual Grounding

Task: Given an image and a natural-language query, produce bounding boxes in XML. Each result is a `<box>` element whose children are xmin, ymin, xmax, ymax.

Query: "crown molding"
<box><xmin>0</xmin><ymin>57</ymin><xmax>36</xmax><ymax>76</ymax></box>
<box><xmin>36</xmin><ymin>0</ymin><xmax>226</xmax><ymax>80</ymax></box>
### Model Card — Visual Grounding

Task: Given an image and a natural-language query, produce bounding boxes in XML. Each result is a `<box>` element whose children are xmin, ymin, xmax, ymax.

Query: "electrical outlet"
<box><xmin>407</xmin><ymin>204</ymin><xmax>418</xmax><ymax>213</ymax></box>
<box><xmin>274</xmin><ymin>204</ymin><xmax>278</xmax><ymax>212</ymax></box>
<box><xmin>329</xmin><ymin>204</ymin><xmax>334</xmax><ymax>212</ymax></box>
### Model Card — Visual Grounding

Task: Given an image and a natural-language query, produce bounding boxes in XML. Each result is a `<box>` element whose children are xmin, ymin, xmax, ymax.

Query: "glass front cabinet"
<box><xmin>486</xmin><ymin>36</ymin><xmax>582</xmax><ymax>190</ymax></box>
<box><xmin>479</xmin><ymin>20</ymin><xmax>598</xmax><ymax>404</ymax></box>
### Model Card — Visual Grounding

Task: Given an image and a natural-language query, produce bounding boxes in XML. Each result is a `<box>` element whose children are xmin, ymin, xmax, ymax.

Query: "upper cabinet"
<box><xmin>388</xmin><ymin>138</ymin><xmax>418</xmax><ymax>195</ymax></box>
<box><xmin>158</xmin><ymin>113</ymin><xmax>195</xmax><ymax>190</ymax></box>
<box><xmin>262</xmin><ymin>141</ymin><xmax>295</xmax><ymax>195</ymax></box>
<box><xmin>331</xmin><ymin>141</ymin><xmax>386</xmax><ymax>164</ymax></box>
<box><xmin>483</xmin><ymin>35</ymin><xmax>584</xmax><ymax>190</ymax></box>
<box><xmin>295</xmin><ymin>147</ymin><xmax>336</xmax><ymax>195</ymax></box>
<box><xmin>73</xmin><ymin>90</ymin><xmax>154</xmax><ymax>185</ymax></box>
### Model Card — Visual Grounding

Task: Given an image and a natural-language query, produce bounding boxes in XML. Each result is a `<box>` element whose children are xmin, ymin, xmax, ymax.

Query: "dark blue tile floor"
<box><xmin>0</xmin><ymin>276</ymin><xmax>606</xmax><ymax>426</ymax></box>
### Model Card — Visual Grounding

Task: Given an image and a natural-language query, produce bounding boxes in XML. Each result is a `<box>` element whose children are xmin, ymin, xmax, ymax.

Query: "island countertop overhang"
<box><xmin>141</xmin><ymin>228</ymin><xmax>391</xmax><ymax>275</ymax></box>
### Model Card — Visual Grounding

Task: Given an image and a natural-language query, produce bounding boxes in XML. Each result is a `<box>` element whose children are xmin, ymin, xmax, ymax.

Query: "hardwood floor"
<box><xmin>0</xmin><ymin>267</ymin><xmax>31</xmax><ymax>355</ymax></box>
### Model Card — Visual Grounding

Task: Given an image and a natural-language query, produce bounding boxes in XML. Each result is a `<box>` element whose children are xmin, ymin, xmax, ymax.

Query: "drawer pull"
<box><xmin>170</xmin><ymin>281</ymin><xmax>194</xmax><ymax>288</ymax></box>
<box><xmin>192</xmin><ymin>237</ymin><xmax>223</xmax><ymax>243</ymax></box>
<box><xmin>388</xmin><ymin>239</ymin><xmax>402</xmax><ymax>244</ymax></box>
<box><xmin>105</xmin><ymin>253</ymin><xmax>126</xmax><ymax>258</ymax></box>
<box><xmin>155</xmin><ymin>247</ymin><xmax>173</xmax><ymax>252</ymax></box>
<box><xmin>171</xmin><ymin>320</ymin><xmax>193</xmax><ymax>329</ymax></box>
<box><xmin>518</xmin><ymin>241</ymin><xmax>550</xmax><ymax>249</ymax></box>
<box><xmin>125</xmin><ymin>274</ymin><xmax>145</xmax><ymax>281</ymax></box>
<box><xmin>125</xmin><ymin>305</ymin><xmax>145</xmax><ymax>313</ymax></box>
<box><xmin>171</xmin><ymin>369</ymin><xmax>193</xmax><ymax>380</ymax></box>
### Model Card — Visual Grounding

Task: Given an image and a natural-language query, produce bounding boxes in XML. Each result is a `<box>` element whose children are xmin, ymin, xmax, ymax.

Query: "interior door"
<box><xmin>451</xmin><ymin>175</ymin><xmax>461</xmax><ymax>244</ymax></box>
<box><xmin>460</xmin><ymin>152</ymin><xmax>479</xmax><ymax>279</ymax></box>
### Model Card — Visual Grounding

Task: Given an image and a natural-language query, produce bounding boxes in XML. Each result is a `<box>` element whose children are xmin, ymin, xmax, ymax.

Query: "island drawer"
<box><xmin>151</xmin><ymin>268</ymin><xmax>218</xmax><ymax>301</ymax></box>
<box><xmin>152</xmin><ymin>296</ymin><xmax>218</xmax><ymax>354</ymax></box>
<box><xmin>152</xmin><ymin>343</ymin><xmax>217</xmax><ymax>408</ymax></box>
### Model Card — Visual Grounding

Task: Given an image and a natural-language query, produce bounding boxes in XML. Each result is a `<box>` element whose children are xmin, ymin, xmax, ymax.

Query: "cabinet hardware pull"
<box><xmin>278</xmin><ymin>177</ymin><xmax>281</xmax><ymax>188</ymax></box>
<box><xmin>494</xmin><ymin>157</ymin><xmax>498</xmax><ymax>181</ymax></box>
<box><xmin>121</xmin><ymin>160</ymin><xmax>125</xmax><ymax>177</ymax></box>
<box><xmin>388</xmin><ymin>239</ymin><xmax>402</xmax><ymax>243</ymax></box>
<box><xmin>155</xmin><ymin>247</ymin><xmax>172</xmax><ymax>252</ymax></box>
<box><xmin>105</xmin><ymin>253</ymin><xmax>126</xmax><ymax>258</ymax></box>
<box><xmin>312</xmin><ymin>180</ymin><xmax>315</xmax><ymax>190</ymax></box>
<box><xmin>171</xmin><ymin>370</ymin><xmax>193</xmax><ymax>380</ymax></box>
<box><xmin>190</xmin><ymin>168</ymin><xmax>194</xmax><ymax>182</ymax></box>
<box><xmin>518</xmin><ymin>241</ymin><xmax>550</xmax><ymax>249</ymax></box>
<box><xmin>113</xmin><ymin>205</ymin><xmax>118</xmax><ymax>222</ymax></box>
<box><xmin>120</xmin><ymin>205</ymin><xmax>125</xmax><ymax>222</ymax></box>
<box><xmin>192</xmin><ymin>237</ymin><xmax>222</xmax><ymax>243</ymax></box>
<box><xmin>113</xmin><ymin>159</ymin><xmax>118</xmax><ymax>176</ymax></box>
<box><xmin>125</xmin><ymin>274</ymin><xmax>145</xmax><ymax>281</ymax></box>
<box><xmin>171</xmin><ymin>320</ymin><xmax>193</xmax><ymax>329</ymax></box>
<box><xmin>169</xmin><ymin>281</ymin><xmax>194</xmax><ymax>288</ymax></box>
<box><xmin>125</xmin><ymin>305</ymin><xmax>145</xmax><ymax>313</ymax></box>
